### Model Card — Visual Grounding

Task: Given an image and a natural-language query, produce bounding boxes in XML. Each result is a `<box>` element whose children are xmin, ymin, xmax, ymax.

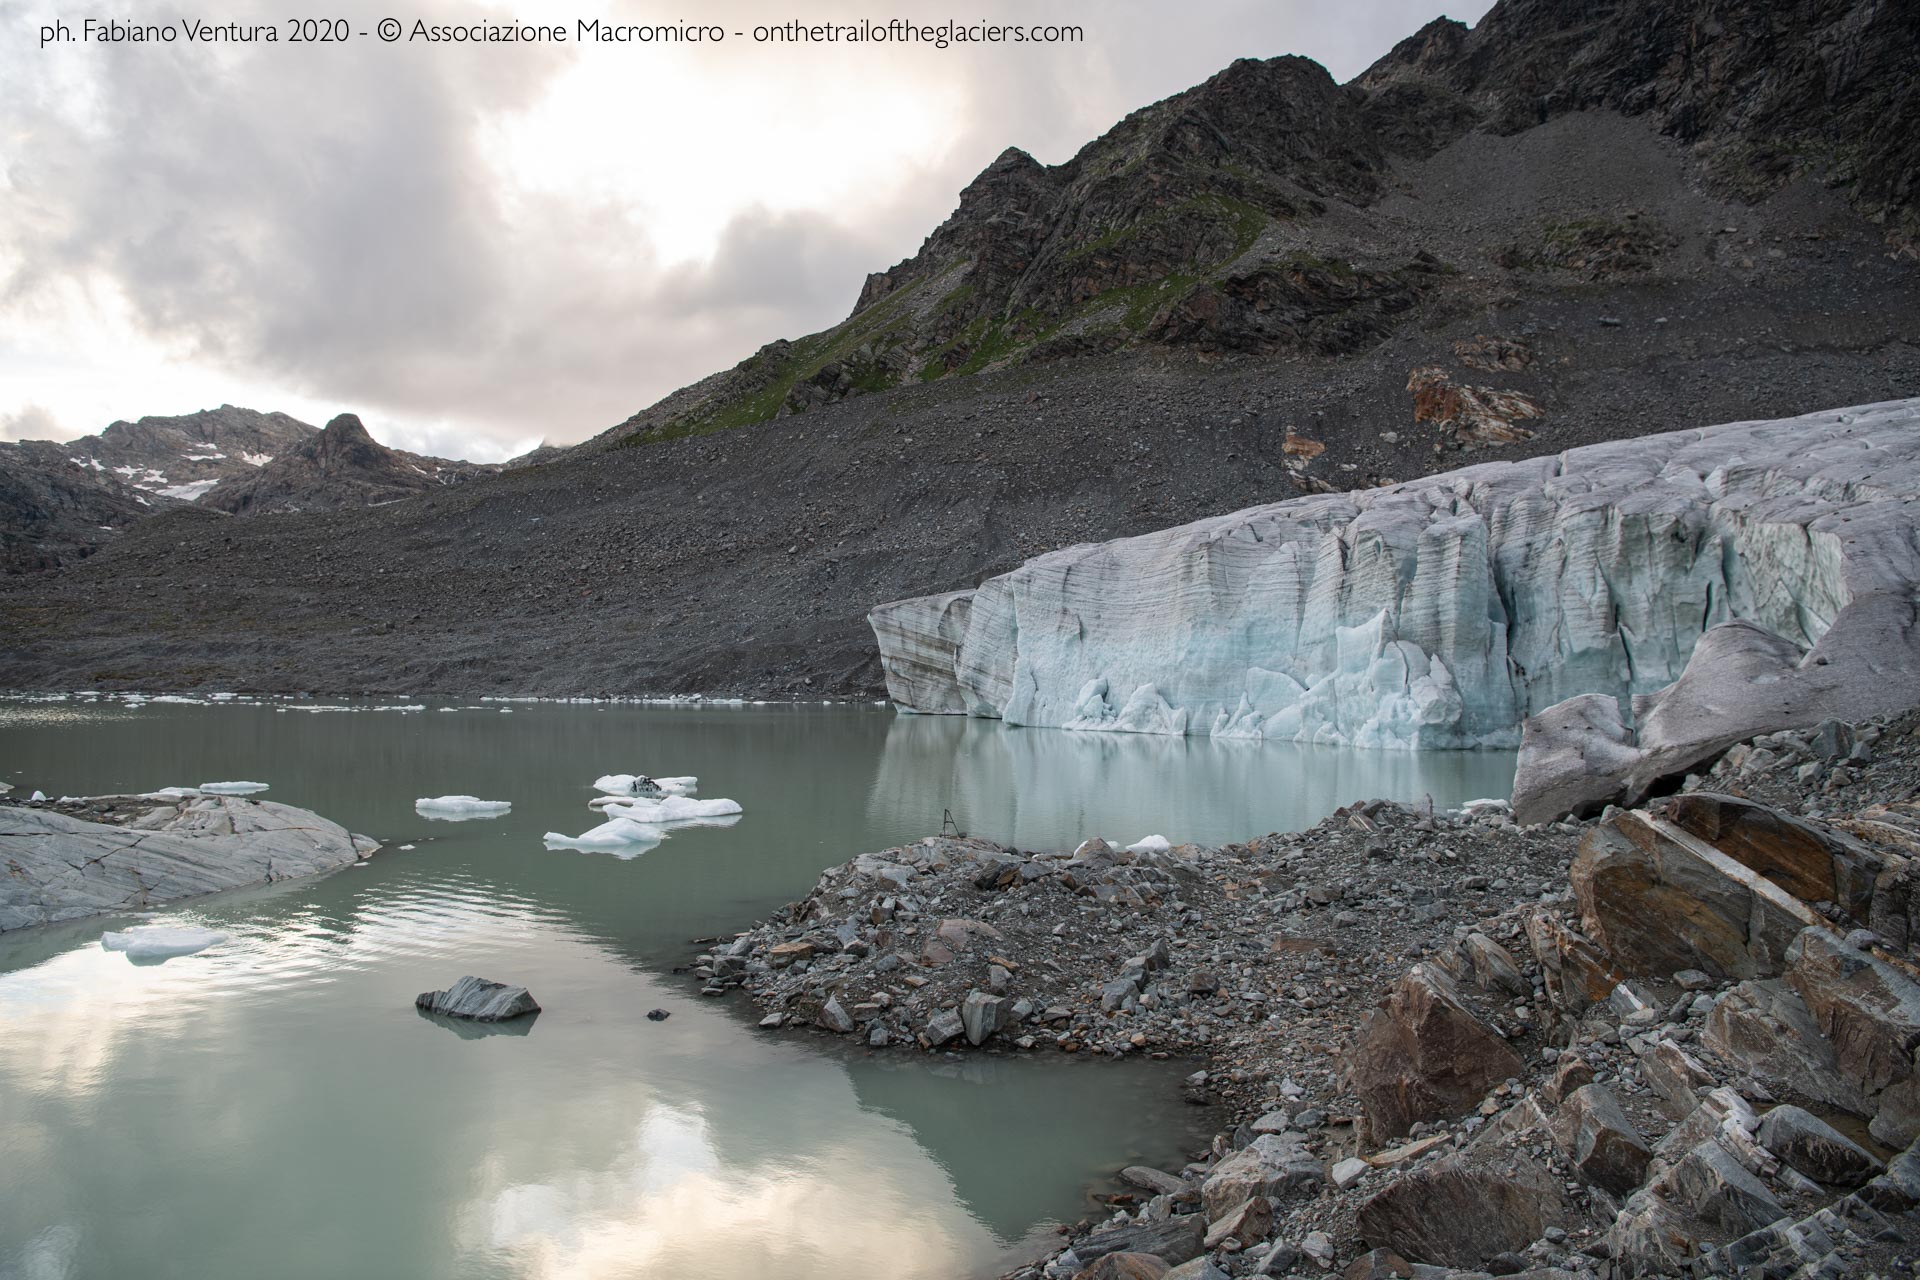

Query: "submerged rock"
<box><xmin>415</xmin><ymin>976</ymin><xmax>540</xmax><ymax>1021</ymax></box>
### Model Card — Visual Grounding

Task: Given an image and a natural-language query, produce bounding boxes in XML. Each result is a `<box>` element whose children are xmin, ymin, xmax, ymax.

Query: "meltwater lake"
<box><xmin>0</xmin><ymin>697</ymin><xmax>1515</xmax><ymax>1280</ymax></box>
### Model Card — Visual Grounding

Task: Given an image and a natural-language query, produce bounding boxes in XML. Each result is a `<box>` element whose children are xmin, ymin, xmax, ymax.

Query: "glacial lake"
<box><xmin>0</xmin><ymin>698</ymin><xmax>1516</xmax><ymax>1280</ymax></box>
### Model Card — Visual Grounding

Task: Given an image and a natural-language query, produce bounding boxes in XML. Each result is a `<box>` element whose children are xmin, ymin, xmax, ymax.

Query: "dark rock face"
<box><xmin>1353</xmin><ymin>1149</ymin><xmax>1572</xmax><ymax>1268</ymax></box>
<box><xmin>202</xmin><ymin>414</ymin><xmax>497</xmax><ymax>516</ymax></box>
<box><xmin>0</xmin><ymin>442</ymin><xmax>154</xmax><ymax>573</ymax></box>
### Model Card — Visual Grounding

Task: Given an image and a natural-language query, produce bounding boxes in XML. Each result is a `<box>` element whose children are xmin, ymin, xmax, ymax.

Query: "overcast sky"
<box><xmin>0</xmin><ymin>1</ymin><xmax>1491</xmax><ymax>460</ymax></box>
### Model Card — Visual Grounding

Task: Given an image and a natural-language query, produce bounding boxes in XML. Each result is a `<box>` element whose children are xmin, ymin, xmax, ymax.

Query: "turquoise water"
<box><xmin>0</xmin><ymin>698</ymin><xmax>1515</xmax><ymax>1279</ymax></box>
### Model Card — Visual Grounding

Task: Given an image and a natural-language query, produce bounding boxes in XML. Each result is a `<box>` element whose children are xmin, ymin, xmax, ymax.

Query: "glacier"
<box><xmin>870</xmin><ymin>399</ymin><xmax>1920</xmax><ymax>755</ymax></box>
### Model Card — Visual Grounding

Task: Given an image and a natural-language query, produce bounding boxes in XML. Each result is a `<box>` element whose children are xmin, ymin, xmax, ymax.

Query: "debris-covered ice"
<box><xmin>414</xmin><ymin>796</ymin><xmax>512</xmax><ymax>820</ymax></box>
<box><xmin>592</xmin><ymin>774</ymin><xmax>697</xmax><ymax>797</ymax></box>
<box><xmin>100</xmin><ymin>925</ymin><xmax>229</xmax><ymax>961</ymax></box>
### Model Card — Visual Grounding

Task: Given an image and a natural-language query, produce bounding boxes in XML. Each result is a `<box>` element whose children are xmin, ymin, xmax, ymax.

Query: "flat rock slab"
<box><xmin>0</xmin><ymin>795</ymin><xmax>379</xmax><ymax>933</ymax></box>
<box><xmin>416</xmin><ymin>975</ymin><xmax>540</xmax><ymax>1021</ymax></box>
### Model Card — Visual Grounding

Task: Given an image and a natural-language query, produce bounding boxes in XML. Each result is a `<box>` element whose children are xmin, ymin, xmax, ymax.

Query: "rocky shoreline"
<box><xmin>690</xmin><ymin>712</ymin><xmax>1920</xmax><ymax>1278</ymax></box>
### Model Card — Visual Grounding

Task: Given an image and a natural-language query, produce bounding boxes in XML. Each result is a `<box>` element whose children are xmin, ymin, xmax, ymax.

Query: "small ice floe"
<box><xmin>592</xmin><ymin>774</ymin><xmax>697</xmax><ymax>797</ymax></box>
<box><xmin>1126</xmin><ymin>834</ymin><xmax>1172</xmax><ymax>855</ymax></box>
<box><xmin>601</xmin><ymin>796</ymin><xmax>740</xmax><ymax>822</ymax></box>
<box><xmin>414</xmin><ymin>796</ymin><xmax>512</xmax><ymax>821</ymax></box>
<box><xmin>199</xmin><ymin>781</ymin><xmax>269</xmax><ymax>795</ymax></box>
<box><xmin>101</xmin><ymin>925</ymin><xmax>229</xmax><ymax>962</ymax></box>
<box><xmin>144</xmin><ymin>787</ymin><xmax>203</xmax><ymax>799</ymax></box>
<box><xmin>542</xmin><ymin>818</ymin><xmax>667</xmax><ymax>858</ymax></box>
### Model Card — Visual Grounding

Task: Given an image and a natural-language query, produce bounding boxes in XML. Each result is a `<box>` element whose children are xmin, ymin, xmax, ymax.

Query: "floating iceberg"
<box><xmin>414</xmin><ymin>796</ymin><xmax>512</xmax><ymax>820</ymax></box>
<box><xmin>100</xmin><ymin>925</ymin><xmax>229</xmax><ymax>961</ymax></box>
<box><xmin>541</xmin><ymin>818</ymin><xmax>667</xmax><ymax>858</ymax></box>
<box><xmin>199</xmin><ymin>781</ymin><xmax>269</xmax><ymax>795</ymax></box>
<box><xmin>592</xmin><ymin>774</ymin><xmax>697</xmax><ymax>797</ymax></box>
<box><xmin>871</xmin><ymin>399</ymin><xmax>1920</xmax><ymax>752</ymax></box>
<box><xmin>600</xmin><ymin>796</ymin><xmax>740</xmax><ymax>822</ymax></box>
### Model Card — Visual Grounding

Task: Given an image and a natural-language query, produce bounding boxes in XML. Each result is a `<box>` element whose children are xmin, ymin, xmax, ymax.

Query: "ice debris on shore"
<box><xmin>414</xmin><ymin>796</ymin><xmax>511</xmax><ymax>820</ymax></box>
<box><xmin>198</xmin><ymin>781</ymin><xmax>269</xmax><ymax>795</ymax></box>
<box><xmin>100</xmin><ymin>925</ymin><xmax>229</xmax><ymax>961</ymax></box>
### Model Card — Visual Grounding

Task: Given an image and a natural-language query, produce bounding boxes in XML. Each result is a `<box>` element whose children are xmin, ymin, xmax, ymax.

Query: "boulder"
<box><xmin>1354</xmin><ymin>1149</ymin><xmax>1570</xmax><ymax>1268</ymax></box>
<box><xmin>0</xmin><ymin>794</ymin><xmax>377</xmax><ymax>932</ymax></box>
<box><xmin>960</xmin><ymin>990</ymin><xmax>1009</xmax><ymax>1045</ymax></box>
<box><xmin>924</xmin><ymin>1008</ymin><xmax>964</xmax><ymax>1047</ymax></box>
<box><xmin>1570</xmin><ymin>809</ymin><xmax>1822</xmax><ymax>981</ymax></box>
<box><xmin>816</xmin><ymin>996</ymin><xmax>855</xmax><ymax>1034</ymax></box>
<box><xmin>1511</xmin><ymin>693</ymin><xmax>1641</xmax><ymax>826</ymax></box>
<box><xmin>415</xmin><ymin>976</ymin><xmax>539</xmax><ymax>1021</ymax></box>
<box><xmin>1664</xmin><ymin>1139</ymin><xmax>1786</xmax><ymax>1237</ymax></box>
<box><xmin>1784</xmin><ymin>927</ymin><xmax>1920</xmax><ymax>1132</ymax></box>
<box><xmin>1163</xmin><ymin>1260</ymin><xmax>1229</xmax><ymax>1280</ymax></box>
<box><xmin>1547</xmin><ymin>1084</ymin><xmax>1652</xmax><ymax>1195</ymax></box>
<box><xmin>1457</xmin><ymin>931</ymin><xmax>1530</xmax><ymax>998</ymax></box>
<box><xmin>1637</xmin><ymin>1038</ymin><xmax>1718</xmax><ymax>1121</ymax></box>
<box><xmin>1074</xmin><ymin>1216</ymin><xmax>1206</xmax><ymax>1268</ymax></box>
<box><xmin>1755</xmin><ymin>1104</ymin><xmax>1880</xmax><ymax>1187</ymax></box>
<box><xmin>1345</xmin><ymin>964</ymin><xmax>1524</xmax><ymax>1140</ymax></box>
<box><xmin>1200</xmin><ymin>1132</ymin><xmax>1325</xmax><ymax>1218</ymax></box>
<box><xmin>1202</xmin><ymin>1195</ymin><xmax>1273</xmax><ymax>1249</ymax></box>
<box><xmin>1523</xmin><ymin>910</ymin><xmax>1621</xmax><ymax>1016</ymax></box>
<box><xmin>1074</xmin><ymin>1253</ymin><xmax>1169</xmax><ymax>1280</ymax></box>
<box><xmin>1660</xmin><ymin>793</ymin><xmax>1881</xmax><ymax>920</ymax></box>
<box><xmin>1119</xmin><ymin>1166</ymin><xmax>1188</xmax><ymax>1197</ymax></box>
<box><xmin>1339</xmin><ymin>1250</ymin><xmax>1413</xmax><ymax>1280</ymax></box>
<box><xmin>1702</xmin><ymin>979</ymin><xmax>1869</xmax><ymax>1115</ymax></box>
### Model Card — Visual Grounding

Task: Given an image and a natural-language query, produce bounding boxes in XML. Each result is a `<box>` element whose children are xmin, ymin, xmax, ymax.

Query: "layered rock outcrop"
<box><xmin>0</xmin><ymin>794</ymin><xmax>378</xmax><ymax>931</ymax></box>
<box><xmin>872</xmin><ymin>401</ymin><xmax>1920</xmax><ymax>771</ymax></box>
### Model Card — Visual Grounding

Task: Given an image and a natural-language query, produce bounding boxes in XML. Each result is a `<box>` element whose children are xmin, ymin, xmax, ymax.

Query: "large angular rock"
<box><xmin>961</xmin><ymin>990</ymin><xmax>1009</xmax><ymax>1045</ymax></box>
<box><xmin>1638</xmin><ymin>1037</ymin><xmax>1720</xmax><ymax>1121</ymax></box>
<box><xmin>1661</xmin><ymin>793</ymin><xmax>1882</xmax><ymax>920</ymax></box>
<box><xmin>1074</xmin><ymin>1254</ymin><xmax>1169</xmax><ymax>1280</ymax></box>
<box><xmin>0</xmin><ymin>794</ymin><xmax>378</xmax><ymax>932</ymax></box>
<box><xmin>1511</xmin><ymin>693</ymin><xmax>1641</xmax><ymax>826</ymax></box>
<box><xmin>1755</xmin><ymin>1104</ymin><xmax>1880</xmax><ymax>1187</ymax></box>
<box><xmin>1354</xmin><ymin>1149</ymin><xmax>1570</xmax><ymax>1268</ymax></box>
<box><xmin>1345</xmin><ymin>964</ymin><xmax>1524</xmax><ymax>1140</ymax></box>
<box><xmin>1073</xmin><ymin>1215</ymin><xmax>1206</xmax><ymax>1268</ymax></box>
<box><xmin>1664</xmin><ymin>1139</ymin><xmax>1786</xmax><ymax>1237</ymax></box>
<box><xmin>1547</xmin><ymin>1084</ymin><xmax>1652</xmax><ymax>1195</ymax></box>
<box><xmin>1200</xmin><ymin>1132</ymin><xmax>1326</xmax><ymax>1218</ymax></box>
<box><xmin>415</xmin><ymin>976</ymin><xmax>540</xmax><ymax>1021</ymax></box>
<box><xmin>1785</xmin><ymin>928</ymin><xmax>1920</xmax><ymax>1097</ymax></box>
<box><xmin>1570</xmin><ymin>809</ymin><xmax>1823</xmax><ymax>981</ymax></box>
<box><xmin>1524</xmin><ymin>910</ymin><xmax>1621</xmax><ymax>1017</ymax></box>
<box><xmin>1702</xmin><ymin>978</ymin><xmax>1870</xmax><ymax>1115</ymax></box>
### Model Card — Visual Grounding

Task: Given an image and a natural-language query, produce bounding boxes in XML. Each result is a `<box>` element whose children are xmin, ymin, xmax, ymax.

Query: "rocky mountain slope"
<box><xmin>0</xmin><ymin>444</ymin><xmax>154</xmax><ymax>574</ymax></box>
<box><xmin>199</xmin><ymin>413</ymin><xmax>497</xmax><ymax>516</ymax></box>
<box><xmin>598</xmin><ymin>0</ymin><xmax>1918</xmax><ymax>448</ymax></box>
<box><xmin>1</xmin><ymin>0</ymin><xmax>1916</xmax><ymax>694</ymax></box>
<box><xmin>47</xmin><ymin>405</ymin><xmax>316</xmax><ymax>501</ymax></box>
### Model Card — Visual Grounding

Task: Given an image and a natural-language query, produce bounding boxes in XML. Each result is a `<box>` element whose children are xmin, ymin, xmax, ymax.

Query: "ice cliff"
<box><xmin>870</xmin><ymin>400</ymin><xmax>1920</xmax><ymax>755</ymax></box>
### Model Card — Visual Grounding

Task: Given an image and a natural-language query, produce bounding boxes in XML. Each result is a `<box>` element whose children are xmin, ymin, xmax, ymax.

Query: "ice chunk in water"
<box><xmin>601</xmin><ymin>796</ymin><xmax>740</xmax><ymax>822</ymax></box>
<box><xmin>101</xmin><ymin>926</ymin><xmax>229</xmax><ymax>961</ymax></box>
<box><xmin>592</xmin><ymin>774</ymin><xmax>698</xmax><ymax>797</ymax></box>
<box><xmin>414</xmin><ymin>796</ymin><xmax>512</xmax><ymax>820</ymax></box>
<box><xmin>199</xmin><ymin>781</ymin><xmax>269</xmax><ymax>795</ymax></box>
<box><xmin>542</xmin><ymin>818</ymin><xmax>666</xmax><ymax>858</ymax></box>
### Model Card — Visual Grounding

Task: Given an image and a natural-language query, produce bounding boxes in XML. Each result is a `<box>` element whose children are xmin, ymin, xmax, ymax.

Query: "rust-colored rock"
<box><xmin>1344</xmin><ymin>964</ymin><xmax>1524</xmax><ymax>1140</ymax></box>
<box><xmin>1354</xmin><ymin>1149</ymin><xmax>1570</xmax><ymax>1268</ymax></box>
<box><xmin>1075</xmin><ymin>1253</ymin><xmax>1170</xmax><ymax>1280</ymax></box>
<box><xmin>1785</xmin><ymin>927</ymin><xmax>1920</xmax><ymax>1143</ymax></box>
<box><xmin>1570</xmin><ymin>809</ymin><xmax>1822</xmax><ymax>981</ymax></box>
<box><xmin>1547</xmin><ymin>1083</ymin><xmax>1652</xmax><ymax>1195</ymax></box>
<box><xmin>1452</xmin><ymin>334</ymin><xmax>1533</xmax><ymax>372</ymax></box>
<box><xmin>1661</xmin><ymin>793</ymin><xmax>1881</xmax><ymax>918</ymax></box>
<box><xmin>1406</xmin><ymin>366</ymin><xmax>1543</xmax><ymax>445</ymax></box>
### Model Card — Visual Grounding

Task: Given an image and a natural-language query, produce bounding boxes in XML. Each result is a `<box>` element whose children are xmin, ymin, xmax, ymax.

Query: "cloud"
<box><xmin>0</xmin><ymin>404</ymin><xmax>58</xmax><ymax>441</ymax></box>
<box><xmin>0</xmin><ymin>0</ymin><xmax>1491</xmax><ymax>458</ymax></box>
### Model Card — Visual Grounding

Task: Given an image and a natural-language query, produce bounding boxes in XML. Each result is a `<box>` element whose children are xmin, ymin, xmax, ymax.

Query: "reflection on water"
<box><xmin>0</xmin><ymin>699</ymin><xmax>1513</xmax><ymax>1279</ymax></box>
<box><xmin>869</xmin><ymin>712</ymin><xmax>1517</xmax><ymax>847</ymax></box>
